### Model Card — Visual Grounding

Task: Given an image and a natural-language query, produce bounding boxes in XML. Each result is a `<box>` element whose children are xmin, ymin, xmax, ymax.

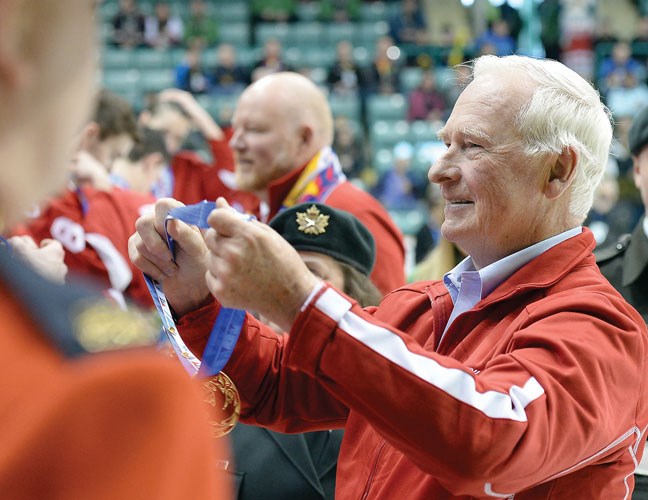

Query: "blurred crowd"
<box><xmin>100</xmin><ymin>0</ymin><xmax>648</xmax><ymax>267</ymax></box>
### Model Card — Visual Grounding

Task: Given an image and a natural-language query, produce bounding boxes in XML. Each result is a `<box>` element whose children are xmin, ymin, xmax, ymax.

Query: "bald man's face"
<box><xmin>229</xmin><ymin>89</ymin><xmax>302</xmax><ymax>193</ymax></box>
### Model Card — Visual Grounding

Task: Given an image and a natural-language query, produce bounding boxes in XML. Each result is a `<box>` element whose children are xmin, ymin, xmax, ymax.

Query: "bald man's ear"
<box><xmin>0</xmin><ymin>0</ymin><xmax>33</xmax><ymax>91</ymax></box>
<box><xmin>545</xmin><ymin>146</ymin><xmax>578</xmax><ymax>200</ymax></box>
<box><xmin>298</xmin><ymin>124</ymin><xmax>314</xmax><ymax>148</ymax></box>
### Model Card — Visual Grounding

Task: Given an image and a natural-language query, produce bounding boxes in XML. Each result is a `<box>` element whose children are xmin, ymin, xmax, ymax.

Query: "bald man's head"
<box><xmin>229</xmin><ymin>72</ymin><xmax>335</xmax><ymax>196</ymax></box>
<box><xmin>243</xmin><ymin>72</ymin><xmax>334</xmax><ymax>147</ymax></box>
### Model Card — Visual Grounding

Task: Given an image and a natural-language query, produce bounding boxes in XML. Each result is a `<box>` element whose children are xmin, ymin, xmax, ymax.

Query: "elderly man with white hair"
<box><xmin>131</xmin><ymin>55</ymin><xmax>648</xmax><ymax>499</ymax></box>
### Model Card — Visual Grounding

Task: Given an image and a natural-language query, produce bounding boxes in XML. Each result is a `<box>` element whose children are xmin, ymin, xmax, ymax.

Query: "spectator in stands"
<box><xmin>110</xmin><ymin>0</ymin><xmax>146</xmax><ymax>49</ymax></box>
<box><xmin>406</xmin><ymin>69</ymin><xmax>448</xmax><ymax>123</ymax></box>
<box><xmin>175</xmin><ymin>42</ymin><xmax>210</xmax><ymax>95</ymax></box>
<box><xmin>584</xmin><ymin>171</ymin><xmax>626</xmax><ymax>248</ymax></box>
<box><xmin>592</xmin><ymin>17</ymin><xmax>619</xmax><ymax>47</ymax></box>
<box><xmin>473</xmin><ymin>19</ymin><xmax>516</xmax><ymax>56</ymax></box>
<box><xmin>598</xmin><ymin>41</ymin><xmax>645</xmax><ymax>96</ymax></box>
<box><xmin>538</xmin><ymin>0</ymin><xmax>562</xmax><ymax>60</ymax></box>
<box><xmin>332</xmin><ymin>116</ymin><xmax>364</xmax><ymax>180</ymax></box>
<box><xmin>144</xmin><ymin>1</ymin><xmax>184</xmax><ymax>49</ymax></box>
<box><xmin>606</xmin><ymin>72</ymin><xmax>648</xmax><ymax>120</ymax></box>
<box><xmin>318</xmin><ymin>0</ymin><xmax>361</xmax><ymax>23</ymax></box>
<box><xmin>372</xmin><ymin>141</ymin><xmax>426</xmax><ymax>211</ymax></box>
<box><xmin>413</xmin><ymin>183</ymin><xmax>443</xmax><ymax>264</ymax></box>
<box><xmin>211</xmin><ymin>43</ymin><xmax>250</xmax><ymax>96</ymax></box>
<box><xmin>327</xmin><ymin>40</ymin><xmax>364</xmax><ymax>97</ymax></box>
<box><xmin>364</xmin><ymin>35</ymin><xmax>401</xmax><ymax>95</ymax></box>
<box><xmin>388</xmin><ymin>0</ymin><xmax>429</xmax><ymax>46</ymax></box>
<box><xmin>183</xmin><ymin>0</ymin><xmax>218</xmax><ymax>49</ymax></box>
<box><xmin>251</xmin><ymin>38</ymin><xmax>294</xmax><ymax>82</ymax></box>
<box><xmin>251</xmin><ymin>0</ymin><xmax>297</xmax><ymax>24</ymax></box>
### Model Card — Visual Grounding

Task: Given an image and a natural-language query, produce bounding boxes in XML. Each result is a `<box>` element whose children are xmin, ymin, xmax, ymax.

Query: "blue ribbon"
<box><xmin>147</xmin><ymin>200</ymin><xmax>252</xmax><ymax>378</ymax></box>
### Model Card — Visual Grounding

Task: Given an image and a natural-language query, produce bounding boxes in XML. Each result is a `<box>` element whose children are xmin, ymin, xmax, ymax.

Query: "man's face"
<box><xmin>430</xmin><ymin>77</ymin><xmax>549</xmax><ymax>268</ymax></box>
<box><xmin>634</xmin><ymin>147</ymin><xmax>648</xmax><ymax>211</ymax></box>
<box><xmin>229</xmin><ymin>91</ymin><xmax>300</xmax><ymax>193</ymax></box>
<box><xmin>148</xmin><ymin>108</ymin><xmax>192</xmax><ymax>156</ymax></box>
<box><xmin>89</xmin><ymin>132</ymin><xmax>134</xmax><ymax>169</ymax></box>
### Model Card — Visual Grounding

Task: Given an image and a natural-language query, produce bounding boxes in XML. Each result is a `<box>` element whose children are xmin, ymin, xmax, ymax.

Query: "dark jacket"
<box><xmin>219</xmin><ymin>423</ymin><xmax>343</xmax><ymax>499</ymax></box>
<box><xmin>595</xmin><ymin>218</ymin><xmax>648</xmax><ymax>324</ymax></box>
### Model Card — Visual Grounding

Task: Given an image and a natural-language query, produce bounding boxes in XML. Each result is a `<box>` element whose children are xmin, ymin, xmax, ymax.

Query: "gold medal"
<box><xmin>203</xmin><ymin>372</ymin><xmax>241</xmax><ymax>438</ymax></box>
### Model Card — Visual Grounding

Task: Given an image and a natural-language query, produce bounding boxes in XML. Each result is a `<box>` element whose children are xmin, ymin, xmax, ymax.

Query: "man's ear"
<box><xmin>0</xmin><ymin>0</ymin><xmax>32</xmax><ymax>91</ymax></box>
<box><xmin>545</xmin><ymin>146</ymin><xmax>578</xmax><ymax>200</ymax></box>
<box><xmin>298</xmin><ymin>124</ymin><xmax>314</xmax><ymax>148</ymax></box>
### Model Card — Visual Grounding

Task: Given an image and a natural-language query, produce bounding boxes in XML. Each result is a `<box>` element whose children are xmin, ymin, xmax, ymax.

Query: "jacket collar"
<box><xmin>470</xmin><ymin>226</ymin><xmax>597</xmax><ymax>308</ymax></box>
<box><xmin>266</xmin><ymin>163</ymin><xmax>308</xmax><ymax>221</ymax></box>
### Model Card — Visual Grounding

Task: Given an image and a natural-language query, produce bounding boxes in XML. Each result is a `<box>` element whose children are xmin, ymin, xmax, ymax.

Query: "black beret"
<box><xmin>269</xmin><ymin>203</ymin><xmax>376</xmax><ymax>276</ymax></box>
<box><xmin>628</xmin><ymin>105</ymin><xmax>648</xmax><ymax>156</ymax></box>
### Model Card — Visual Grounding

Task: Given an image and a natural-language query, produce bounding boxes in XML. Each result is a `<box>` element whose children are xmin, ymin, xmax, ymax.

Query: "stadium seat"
<box><xmin>399</xmin><ymin>67</ymin><xmax>424</xmax><ymax>94</ymax></box>
<box><xmin>134</xmin><ymin>49</ymin><xmax>176</xmax><ymax>70</ymax></box>
<box><xmin>360</xmin><ymin>2</ymin><xmax>389</xmax><ymax>22</ymax></box>
<box><xmin>217</xmin><ymin>3</ymin><xmax>250</xmax><ymax>24</ymax></box>
<box><xmin>408</xmin><ymin>121</ymin><xmax>440</xmax><ymax>144</ymax></box>
<box><xmin>324</xmin><ymin>23</ymin><xmax>355</xmax><ymax>46</ymax></box>
<box><xmin>329</xmin><ymin>94</ymin><xmax>362</xmax><ymax>122</ymax></box>
<box><xmin>102</xmin><ymin>47</ymin><xmax>135</xmax><ymax>71</ymax></box>
<box><xmin>388</xmin><ymin>209</ymin><xmax>426</xmax><ymax>235</ymax></box>
<box><xmin>372</xmin><ymin>148</ymin><xmax>393</xmax><ymax>177</ymax></box>
<box><xmin>255</xmin><ymin>23</ymin><xmax>291</xmax><ymax>46</ymax></box>
<box><xmin>366</xmin><ymin>94</ymin><xmax>407</xmax><ymax>122</ymax></box>
<box><xmin>292</xmin><ymin>22</ymin><xmax>324</xmax><ymax>46</ymax></box>
<box><xmin>369</xmin><ymin>120</ymin><xmax>410</xmax><ymax>150</ymax></box>
<box><xmin>219</xmin><ymin>23</ymin><xmax>251</xmax><ymax>48</ymax></box>
<box><xmin>138</xmin><ymin>69</ymin><xmax>175</xmax><ymax>93</ymax></box>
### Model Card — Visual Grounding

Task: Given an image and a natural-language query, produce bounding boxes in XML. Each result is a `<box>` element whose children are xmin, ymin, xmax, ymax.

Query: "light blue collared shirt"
<box><xmin>441</xmin><ymin>226</ymin><xmax>583</xmax><ymax>341</ymax></box>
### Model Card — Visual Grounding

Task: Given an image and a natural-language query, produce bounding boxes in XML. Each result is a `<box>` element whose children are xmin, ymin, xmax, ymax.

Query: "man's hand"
<box><xmin>204</xmin><ymin>198</ymin><xmax>320</xmax><ymax>332</ymax></box>
<box><xmin>128</xmin><ymin>198</ymin><xmax>211</xmax><ymax>316</ymax></box>
<box><xmin>157</xmin><ymin>88</ymin><xmax>224</xmax><ymax>141</ymax></box>
<box><xmin>10</xmin><ymin>236</ymin><xmax>68</xmax><ymax>284</ymax></box>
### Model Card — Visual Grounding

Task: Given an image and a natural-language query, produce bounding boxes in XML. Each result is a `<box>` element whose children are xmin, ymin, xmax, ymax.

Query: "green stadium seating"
<box><xmin>218</xmin><ymin>23</ymin><xmax>251</xmax><ymax>48</ymax></box>
<box><xmin>366</xmin><ymin>94</ymin><xmax>407</xmax><ymax>122</ymax></box>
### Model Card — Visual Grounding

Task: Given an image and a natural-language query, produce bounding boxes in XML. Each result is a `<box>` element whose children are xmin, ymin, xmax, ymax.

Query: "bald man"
<box><xmin>225</xmin><ymin>71</ymin><xmax>405</xmax><ymax>294</ymax></box>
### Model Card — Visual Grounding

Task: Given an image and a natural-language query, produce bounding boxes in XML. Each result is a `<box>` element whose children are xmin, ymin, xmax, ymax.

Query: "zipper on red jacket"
<box><xmin>361</xmin><ymin>440</ymin><xmax>387</xmax><ymax>500</ymax></box>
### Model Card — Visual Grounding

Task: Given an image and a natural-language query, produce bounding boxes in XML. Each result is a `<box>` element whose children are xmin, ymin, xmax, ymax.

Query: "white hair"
<box><xmin>472</xmin><ymin>55</ymin><xmax>614</xmax><ymax>222</ymax></box>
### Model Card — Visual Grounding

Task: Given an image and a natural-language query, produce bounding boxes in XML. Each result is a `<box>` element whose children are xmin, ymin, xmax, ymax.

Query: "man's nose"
<box><xmin>229</xmin><ymin>129</ymin><xmax>243</xmax><ymax>150</ymax></box>
<box><xmin>428</xmin><ymin>150</ymin><xmax>456</xmax><ymax>184</ymax></box>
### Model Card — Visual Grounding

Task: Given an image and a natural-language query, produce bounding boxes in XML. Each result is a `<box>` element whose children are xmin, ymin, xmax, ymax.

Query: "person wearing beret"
<box><xmin>0</xmin><ymin>1</ymin><xmax>230</xmax><ymax>498</ymax></box>
<box><xmin>220</xmin><ymin>203</ymin><xmax>381</xmax><ymax>500</ymax></box>
<box><xmin>596</xmin><ymin>105</ymin><xmax>648</xmax><ymax>498</ymax></box>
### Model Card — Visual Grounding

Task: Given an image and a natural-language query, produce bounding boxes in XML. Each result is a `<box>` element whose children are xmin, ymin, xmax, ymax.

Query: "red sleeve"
<box><xmin>177</xmin><ymin>296</ymin><xmax>349</xmax><ymax>431</ymax></box>
<box><xmin>282</xmin><ymin>284</ymin><xmax>648</xmax><ymax>496</ymax></box>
